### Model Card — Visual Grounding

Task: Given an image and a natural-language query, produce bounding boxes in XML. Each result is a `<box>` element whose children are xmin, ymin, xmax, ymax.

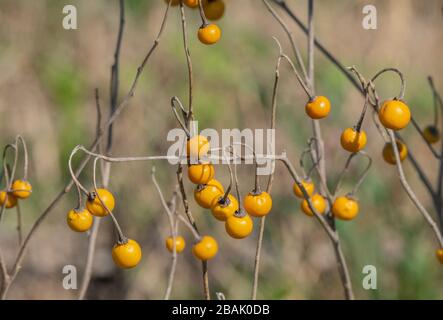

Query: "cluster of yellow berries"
<box><xmin>166</xmin><ymin>0</ymin><xmax>224</xmax><ymax>45</ymax></box>
<box><xmin>165</xmin><ymin>135</ymin><xmax>273</xmax><ymax>261</ymax></box>
<box><xmin>340</xmin><ymin>99</ymin><xmax>411</xmax><ymax>164</ymax></box>
<box><xmin>293</xmin><ymin>180</ymin><xmax>359</xmax><ymax>221</ymax></box>
<box><xmin>0</xmin><ymin>179</ymin><xmax>32</xmax><ymax>209</ymax></box>
<box><xmin>67</xmin><ymin>189</ymin><xmax>142</xmax><ymax>269</ymax></box>
<box><xmin>304</xmin><ymin>96</ymin><xmax>413</xmax><ymax>164</ymax></box>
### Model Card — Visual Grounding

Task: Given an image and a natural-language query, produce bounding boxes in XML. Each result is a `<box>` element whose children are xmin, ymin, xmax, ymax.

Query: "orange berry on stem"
<box><xmin>202</xmin><ymin>0</ymin><xmax>225</xmax><ymax>20</ymax></box>
<box><xmin>210</xmin><ymin>194</ymin><xmax>238</xmax><ymax>221</ymax></box>
<box><xmin>243</xmin><ymin>191</ymin><xmax>272</xmax><ymax>217</ymax></box>
<box><xmin>340</xmin><ymin>128</ymin><xmax>367</xmax><ymax>153</ymax></box>
<box><xmin>423</xmin><ymin>125</ymin><xmax>440</xmax><ymax>144</ymax></box>
<box><xmin>198</xmin><ymin>24</ymin><xmax>221</xmax><ymax>45</ymax></box>
<box><xmin>225</xmin><ymin>211</ymin><xmax>253</xmax><ymax>239</ymax></box>
<box><xmin>184</xmin><ymin>0</ymin><xmax>199</xmax><ymax>8</ymax></box>
<box><xmin>301</xmin><ymin>194</ymin><xmax>326</xmax><ymax>217</ymax></box>
<box><xmin>332</xmin><ymin>195</ymin><xmax>359</xmax><ymax>221</ymax></box>
<box><xmin>112</xmin><ymin>239</ymin><xmax>142</xmax><ymax>269</ymax></box>
<box><xmin>11</xmin><ymin>179</ymin><xmax>32</xmax><ymax>199</ymax></box>
<box><xmin>293</xmin><ymin>179</ymin><xmax>315</xmax><ymax>198</ymax></box>
<box><xmin>382</xmin><ymin>140</ymin><xmax>408</xmax><ymax>165</ymax></box>
<box><xmin>165</xmin><ymin>236</ymin><xmax>186</xmax><ymax>253</ymax></box>
<box><xmin>67</xmin><ymin>208</ymin><xmax>93</xmax><ymax>232</ymax></box>
<box><xmin>194</xmin><ymin>179</ymin><xmax>224</xmax><ymax>209</ymax></box>
<box><xmin>188</xmin><ymin>163</ymin><xmax>215</xmax><ymax>185</ymax></box>
<box><xmin>436</xmin><ymin>249</ymin><xmax>443</xmax><ymax>264</ymax></box>
<box><xmin>187</xmin><ymin>135</ymin><xmax>210</xmax><ymax>159</ymax></box>
<box><xmin>86</xmin><ymin>188</ymin><xmax>115</xmax><ymax>217</ymax></box>
<box><xmin>193</xmin><ymin>236</ymin><xmax>218</xmax><ymax>260</ymax></box>
<box><xmin>305</xmin><ymin>96</ymin><xmax>331</xmax><ymax>119</ymax></box>
<box><xmin>378</xmin><ymin>99</ymin><xmax>411</xmax><ymax>130</ymax></box>
<box><xmin>0</xmin><ymin>191</ymin><xmax>17</xmax><ymax>209</ymax></box>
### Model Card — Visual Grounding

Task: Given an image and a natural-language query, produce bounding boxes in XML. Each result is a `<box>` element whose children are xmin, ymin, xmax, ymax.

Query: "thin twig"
<box><xmin>107</xmin><ymin>0</ymin><xmax>125</xmax><ymax>151</ymax></box>
<box><xmin>151</xmin><ymin>167</ymin><xmax>178</xmax><ymax>300</ymax></box>
<box><xmin>262</xmin><ymin>0</ymin><xmax>308</xmax><ymax>86</ymax></box>
<box><xmin>78</xmin><ymin>219</ymin><xmax>100</xmax><ymax>300</ymax></box>
<box><xmin>15</xmin><ymin>202</ymin><xmax>23</xmax><ymax>247</ymax></box>
<box><xmin>252</xmin><ymin>41</ymin><xmax>282</xmax><ymax>299</ymax></box>
<box><xmin>387</xmin><ymin>130</ymin><xmax>443</xmax><ymax>247</ymax></box>
<box><xmin>179</xmin><ymin>3</ymin><xmax>194</xmax><ymax>120</ymax></box>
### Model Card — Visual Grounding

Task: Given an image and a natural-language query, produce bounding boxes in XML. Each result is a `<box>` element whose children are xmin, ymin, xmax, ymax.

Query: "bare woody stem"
<box><xmin>197</xmin><ymin>0</ymin><xmax>209</xmax><ymax>26</ymax></box>
<box><xmin>387</xmin><ymin>129</ymin><xmax>443</xmax><ymax>247</ymax></box>
<box><xmin>252</xmin><ymin>41</ymin><xmax>282</xmax><ymax>300</ymax></box>
<box><xmin>15</xmin><ymin>136</ymin><xmax>29</xmax><ymax>181</ymax></box>
<box><xmin>274</xmin><ymin>1</ymin><xmax>442</xmax><ymax>235</ymax></box>
<box><xmin>107</xmin><ymin>0</ymin><xmax>125</xmax><ymax>151</ymax></box>
<box><xmin>16</xmin><ymin>202</ymin><xmax>23</xmax><ymax>247</ymax></box>
<box><xmin>262</xmin><ymin>0</ymin><xmax>308</xmax><ymax>86</ymax></box>
<box><xmin>179</xmin><ymin>3</ymin><xmax>194</xmax><ymax>119</ymax></box>
<box><xmin>151</xmin><ymin>168</ymin><xmax>178</xmax><ymax>300</ymax></box>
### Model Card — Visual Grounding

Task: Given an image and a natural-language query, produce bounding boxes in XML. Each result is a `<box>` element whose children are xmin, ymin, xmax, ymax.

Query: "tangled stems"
<box><xmin>231</xmin><ymin>142</ymin><xmax>261</xmax><ymax>193</ymax></box>
<box><xmin>0</xmin><ymin>136</ymin><xmax>29</xmax><ymax>298</ymax></box>
<box><xmin>351</xmin><ymin>68</ymin><xmax>443</xmax><ymax>248</ymax></box>
<box><xmin>0</xmin><ymin>135</ymin><xmax>29</xmax><ymax>223</ymax></box>
<box><xmin>333</xmin><ymin>152</ymin><xmax>372</xmax><ymax>197</ymax></box>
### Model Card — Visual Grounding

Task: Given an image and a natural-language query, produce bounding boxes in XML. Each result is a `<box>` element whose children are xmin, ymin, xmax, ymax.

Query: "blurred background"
<box><xmin>0</xmin><ymin>0</ymin><xmax>443</xmax><ymax>299</ymax></box>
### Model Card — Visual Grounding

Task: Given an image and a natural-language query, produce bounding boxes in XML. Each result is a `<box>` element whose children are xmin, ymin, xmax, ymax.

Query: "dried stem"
<box><xmin>252</xmin><ymin>40</ymin><xmax>282</xmax><ymax>299</ymax></box>
<box><xmin>15</xmin><ymin>202</ymin><xmax>23</xmax><ymax>247</ymax></box>
<box><xmin>387</xmin><ymin>129</ymin><xmax>443</xmax><ymax>247</ymax></box>
<box><xmin>179</xmin><ymin>3</ymin><xmax>194</xmax><ymax>120</ymax></box>
<box><xmin>107</xmin><ymin>0</ymin><xmax>125</xmax><ymax>151</ymax></box>
<box><xmin>15</xmin><ymin>136</ymin><xmax>29</xmax><ymax>181</ymax></box>
<box><xmin>262</xmin><ymin>0</ymin><xmax>308</xmax><ymax>86</ymax></box>
<box><xmin>151</xmin><ymin>167</ymin><xmax>178</xmax><ymax>300</ymax></box>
